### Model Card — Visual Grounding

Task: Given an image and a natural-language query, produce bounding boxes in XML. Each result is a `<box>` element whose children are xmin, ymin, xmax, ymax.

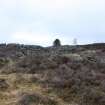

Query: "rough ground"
<box><xmin>0</xmin><ymin>43</ymin><xmax>105</xmax><ymax>105</ymax></box>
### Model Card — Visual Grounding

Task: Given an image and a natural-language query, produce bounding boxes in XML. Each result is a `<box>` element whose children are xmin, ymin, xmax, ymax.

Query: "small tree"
<box><xmin>53</xmin><ymin>39</ymin><xmax>61</xmax><ymax>47</ymax></box>
<box><xmin>73</xmin><ymin>38</ymin><xmax>77</xmax><ymax>45</ymax></box>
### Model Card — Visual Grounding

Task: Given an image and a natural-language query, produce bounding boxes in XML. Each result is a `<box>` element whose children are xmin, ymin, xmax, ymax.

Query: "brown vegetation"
<box><xmin>0</xmin><ymin>43</ymin><xmax>105</xmax><ymax>105</ymax></box>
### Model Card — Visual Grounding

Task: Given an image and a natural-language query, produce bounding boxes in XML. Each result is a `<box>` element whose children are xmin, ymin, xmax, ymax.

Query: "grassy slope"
<box><xmin>0</xmin><ymin>74</ymin><xmax>75</xmax><ymax>105</ymax></box>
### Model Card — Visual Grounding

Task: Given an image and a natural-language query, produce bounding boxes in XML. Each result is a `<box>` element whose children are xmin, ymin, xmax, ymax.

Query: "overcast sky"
<box><xmin>0</xmin><ymin>0</ymin><xmax>105</xmax><ymax>46</ymax></box>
